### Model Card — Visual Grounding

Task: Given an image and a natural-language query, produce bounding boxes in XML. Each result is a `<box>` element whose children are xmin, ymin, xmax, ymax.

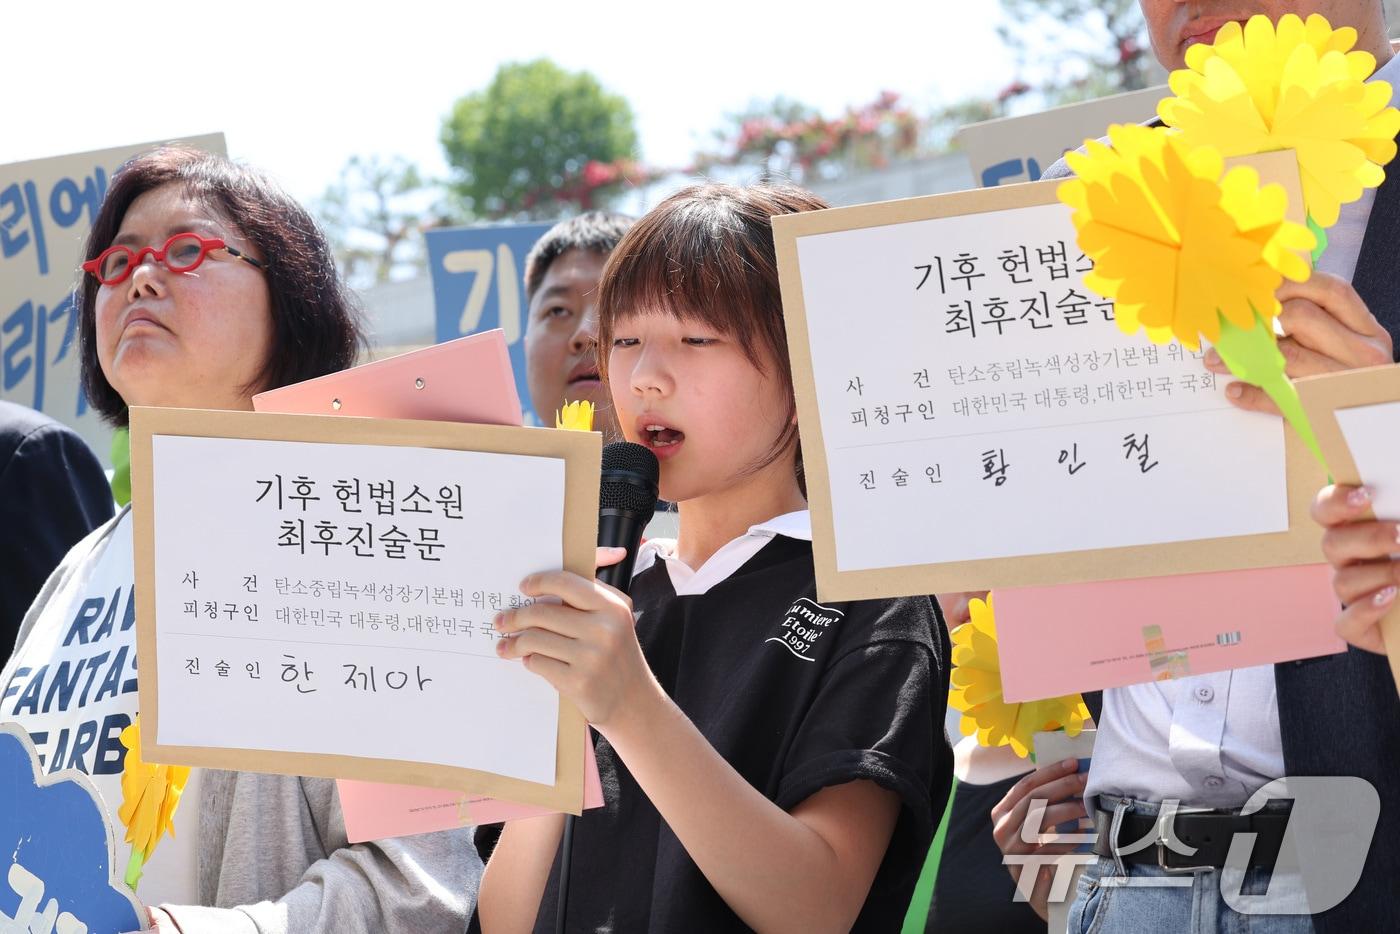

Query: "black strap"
<box><xmin>1093</xmin><ymin>807</ymin><xmax>1291</xmax><ymax>871</ymax></box>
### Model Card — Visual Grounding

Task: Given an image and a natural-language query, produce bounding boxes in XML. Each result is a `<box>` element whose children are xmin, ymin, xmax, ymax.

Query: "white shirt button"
<box><xmin>1195</xmin><ymin>685</ymin><xmax>1215</xmax><ymax>703</ymax></box>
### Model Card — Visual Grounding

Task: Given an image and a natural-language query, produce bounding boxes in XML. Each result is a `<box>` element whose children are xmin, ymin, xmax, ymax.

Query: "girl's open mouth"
<box><xmin>637</xmin><ymin>418</ymin><xmax>686</xmax><ymax>458</ymax></box>
<box><xmin>643</xmin><ymin>424</ymin><xmax>684</xmax><ymax>447</ymax></box>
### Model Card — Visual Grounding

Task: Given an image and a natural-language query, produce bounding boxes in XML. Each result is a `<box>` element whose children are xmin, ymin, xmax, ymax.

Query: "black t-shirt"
<box><xmin>504</xmin><ymin>532</ymin><xmax>951</xmax><ymax>933</ymax></box>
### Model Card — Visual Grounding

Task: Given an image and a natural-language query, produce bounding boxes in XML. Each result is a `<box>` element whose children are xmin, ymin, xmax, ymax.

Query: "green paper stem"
<box><xmin>1213</xmin><ymin>312</ymin><xmax>1328</xmax><ymax>472</ymax></box>
<box><xmin>901</xmin><ymin>777</ymin><xmax>958</xmax><ymax>933</ymax></box>
<box><xmin>1306</xmin><ymin>213</ymin><xmax>1328</xmax><ymax>265</ymax></box>
<box><xmin>125</xmin><ymin>847</ymin><xmax>145</xmax><ymax>889</ymax></box>
<box><xmin>110</xmin><ymin>428</ymin><xmax>131</xmax><ymax>507</ymax></box>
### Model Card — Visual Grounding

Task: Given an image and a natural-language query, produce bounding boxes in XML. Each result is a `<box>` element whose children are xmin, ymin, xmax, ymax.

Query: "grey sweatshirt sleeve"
<box><xmin>160</xmin><ymin>771</ymin><xmax>480</xmax><ymax>934</ymax></box>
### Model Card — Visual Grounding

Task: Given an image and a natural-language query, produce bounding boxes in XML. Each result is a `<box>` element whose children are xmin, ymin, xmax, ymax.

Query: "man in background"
<box><xmin>523</xmin><ymin>212</ymin><xmax>634</xmax><ymax>437</ymax></box>
<box><xmin>995</xmin><ymin>3</ymin><xmax>1400</xmax><ymax>932</ymax></box>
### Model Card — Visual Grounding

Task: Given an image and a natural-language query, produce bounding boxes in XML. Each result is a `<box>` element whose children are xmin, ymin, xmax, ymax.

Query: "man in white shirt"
<box><xmin>990</xmin><ymin>3</ymin><xmax>1400</xmax><ymax>932</ymax></box>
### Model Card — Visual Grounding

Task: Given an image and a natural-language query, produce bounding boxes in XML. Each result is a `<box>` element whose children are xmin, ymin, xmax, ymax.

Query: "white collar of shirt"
<box><xmin>632</xmin><ymin>510</ymin><xmax>811</xmax><ymax>596</ymax></box>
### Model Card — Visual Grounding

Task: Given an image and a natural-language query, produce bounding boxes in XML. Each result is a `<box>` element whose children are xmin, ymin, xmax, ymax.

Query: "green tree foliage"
<box><xmin>440</xmin><ymin>59</ymin><xmax>639</xmax><ymax>219</ymax></box>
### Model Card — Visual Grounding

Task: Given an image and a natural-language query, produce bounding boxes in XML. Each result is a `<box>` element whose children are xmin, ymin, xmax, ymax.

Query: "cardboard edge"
<box><xmin>773</xmin><ymin>163</ymin><xmax>1323</xmax><ymax>602</ymax></box>
<box><xmin>131</xmin><ymin>407</ymin><xmax>598</xmax><ymax>814</ymax></box>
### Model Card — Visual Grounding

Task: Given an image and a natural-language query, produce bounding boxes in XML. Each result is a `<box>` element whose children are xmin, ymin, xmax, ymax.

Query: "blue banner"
<box><xmin>0</xmin><ymin>724</ymin><xmax>145</xmax><ymax>932</ymax></box>
<box><xmin>426</xmin><ymin>223</ymin><xmax>553</xmax><ymax>426</ymax></box>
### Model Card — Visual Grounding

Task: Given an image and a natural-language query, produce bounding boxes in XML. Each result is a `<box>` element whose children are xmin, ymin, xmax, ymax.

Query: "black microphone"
<box><xmin>557</xmin><ymin>441</ymin><xmax>659</xmax><ymax>934</ymax></box>
<box><xmin>595</xmin><ymin>441</ymin><xmax>661</xmax><ymax>591</ymax></box>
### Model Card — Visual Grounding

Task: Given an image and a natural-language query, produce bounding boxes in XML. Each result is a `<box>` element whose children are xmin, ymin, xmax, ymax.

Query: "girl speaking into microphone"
<box><xmin>478</xmin><ymin>183</ymin><xmax>952</xmax><ymax>933</ymax></box>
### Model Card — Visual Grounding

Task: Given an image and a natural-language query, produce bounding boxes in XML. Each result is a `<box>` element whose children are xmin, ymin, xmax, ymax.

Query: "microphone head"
<box><xmin>600</xmin><ymin>441</ymin><xmax>660</xmax><ymax>514</ymax></box>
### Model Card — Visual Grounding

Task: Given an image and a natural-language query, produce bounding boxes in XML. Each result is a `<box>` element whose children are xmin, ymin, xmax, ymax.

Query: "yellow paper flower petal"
<box><xmin>555</xmin><ymin>400</ymin><xmax>595</xmax><ymax>432</ymax></box>
<box><xmin>947</xmin><ymin>594</ymin><xmax>1091</xmax><ymax>759</ymax></box>
<box><xmin>118</xmin><ymin>717</ymin><xmax>191</xmax><ymax>859</ymax></box>
<box><xmin>1059</xmin><ymin>124</ymin><xmax>1313</xmax><ymax>349</ymax></box>
<box><xmin>1159</xmin><ymin>13</ymin><xmax>1400</xmax><ymax>228</ymax></box>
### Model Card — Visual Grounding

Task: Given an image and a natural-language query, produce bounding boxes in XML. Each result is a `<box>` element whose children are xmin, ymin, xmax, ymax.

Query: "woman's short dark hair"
<box><xmin>78</xmin><ymin>146</ymin><xmax>365</xmax><ymax>426</ymax></box>
<box><xmin>596</xmin><ymin>182</ymin><xmax>828</xmax><ymax>486</ymax></box>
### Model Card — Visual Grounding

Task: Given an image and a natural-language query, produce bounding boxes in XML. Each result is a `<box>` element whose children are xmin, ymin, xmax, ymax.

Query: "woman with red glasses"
<box><xmin>0</xmin><ymin>147</ymin><xmax>479</xmax><ymax>933</ymax></box>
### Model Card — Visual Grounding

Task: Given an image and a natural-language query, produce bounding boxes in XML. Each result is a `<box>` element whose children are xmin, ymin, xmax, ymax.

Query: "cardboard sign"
<box><xmin>0</xmin><ymin>723</ymin><xmax>146</xmax><ymax>933</ymax></box>
<box><xmin>772</xmin><ymin>155</ymin><xmax>1324</xmax><ymax>600</ymax></box>
<box><xmin>130</xmin><ymin>407</ymin><xmax>599</xmax><ymax>813</ymax></box>
<box><xmin>956</xmin><ymin>87</ymin><xmax>1166</xmax><ymax>187</ymax></box>
<box><xmin>256</xmin><ymin>333</ymin><xmax>605</xmax><ymax>831</ymax></box>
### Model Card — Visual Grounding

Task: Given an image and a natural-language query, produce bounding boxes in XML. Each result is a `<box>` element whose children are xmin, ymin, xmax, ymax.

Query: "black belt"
<box><xmin>1093</xmin><ymin>806</ymin><xmax>1291</xmax><ymax>872</ymax></box>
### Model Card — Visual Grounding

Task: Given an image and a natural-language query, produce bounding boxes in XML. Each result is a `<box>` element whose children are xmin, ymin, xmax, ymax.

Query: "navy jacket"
<box><xmin>1273</xmin><ymin>147</ymin><xmax>1400</xmax><ymax>934</ymax></box>
<box><xmin>0</xmin><ymin>401</ymin><xmax>113</xmax><ymax>664</ymax></box>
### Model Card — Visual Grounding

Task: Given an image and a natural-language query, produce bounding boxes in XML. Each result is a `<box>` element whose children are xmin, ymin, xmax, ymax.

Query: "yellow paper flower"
<box><xmin>1159</xmin><ymin>13</ymin><xmax>1400</xmax><ymax>227</ymax></box>
<box><xmin>118</xmin><ymin>717</ymin><xmax>191</xmax><ymax>886</ymax></box>
<box><xmin>1059</xmin><ymin>123</ymin><xmax>1314</xmax><ymax>349</ymax></box>
<box><xmin>949</xmin><ymin>594</ymin><xmax>1090</xmax><ymax>759</ymax></box>
<box><xmin>555</xmin><ymin>400</ymin><xmax>595</xmax><ymax>432</ymax></box>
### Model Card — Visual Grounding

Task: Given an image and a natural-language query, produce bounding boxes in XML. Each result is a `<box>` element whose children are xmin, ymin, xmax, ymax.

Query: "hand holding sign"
<box><xmin>1201</xmin><ymin>274</ymin><xmax>1393</xmax><ymax>413</ymax></box>
<box><xmin>1311</xmin><ymin>483</ymin><xmax>1396</xmax><ymax>655</ymax></box>
<box><xmin>495</xmin><ymin>560</ymin><xmax>654</xmax><ymax>730</ymax></box>
<box><xmin>1298</xmin><ymin>367</ymin><xmax>1400</xmax><ymax>695</ymax></box>
<box><xmin>131</xmin><ymin>407</ymin><xmax>601</xmax><ymax>813</ymax></box>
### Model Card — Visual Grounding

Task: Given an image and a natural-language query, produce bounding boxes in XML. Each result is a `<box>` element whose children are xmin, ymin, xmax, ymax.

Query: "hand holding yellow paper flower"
<box><xmin>1060</xmin><ymin>123</ymin><xmax>1313</xmax><ymax>349</ymax></box>
<box><xmin>949</xmin><ymin>594</ymin><xmax>1090</xmax><ymax>759</ymax></box>
<box><xmin>1159</xmin><ymin>13</ymin><xmax>1400</xmax><ymax>229</ymax></box>
<box><xmin>118</xmin><ymin>717</ymin><xmax>191</xmax><ymax>889</ymax></box>
<box><xmin>556</xmin><ymin>400</ymin><xmax>595</xmax><ymax>432</ymax></box>
<box><xmin>1058</xmin><ymin>123</ymin><xmax>1326</xmax><ymax>465</ymax></box>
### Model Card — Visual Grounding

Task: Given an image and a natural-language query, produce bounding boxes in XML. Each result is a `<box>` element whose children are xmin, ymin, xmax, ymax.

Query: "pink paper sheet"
<box><xmin>252</xmin><ymin>328</ymin><xmax>523</xmax><ymax>425</ymax></box>
<box><xmin>996</xmin><ymin>565</ymin><xmax>1345</xmax><ymax>702</ymax></box>
<box><xmin>339</xmin><ymin>735</ymin><xmax>605</xmax><ymax>842</ymax></box>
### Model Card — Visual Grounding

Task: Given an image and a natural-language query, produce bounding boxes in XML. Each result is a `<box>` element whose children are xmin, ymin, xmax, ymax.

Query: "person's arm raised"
<box><xmin>476</xmin><ymin>546</ymin><xmax>628</xmax><ymax>933</ymax></box>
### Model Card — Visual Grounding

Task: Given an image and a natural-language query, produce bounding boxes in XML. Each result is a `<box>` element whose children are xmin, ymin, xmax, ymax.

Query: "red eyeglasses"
<box><xmin>82</xmin><ymin>232</ymin><xmax>265</xmax><ymax>285</ymax></box>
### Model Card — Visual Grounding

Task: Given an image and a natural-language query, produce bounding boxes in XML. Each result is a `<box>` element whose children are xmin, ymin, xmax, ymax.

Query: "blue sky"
<box><xmin>5</xmin><ymin>1</ymin><xmax>1013</xmax><ymax>203</ymax></box>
